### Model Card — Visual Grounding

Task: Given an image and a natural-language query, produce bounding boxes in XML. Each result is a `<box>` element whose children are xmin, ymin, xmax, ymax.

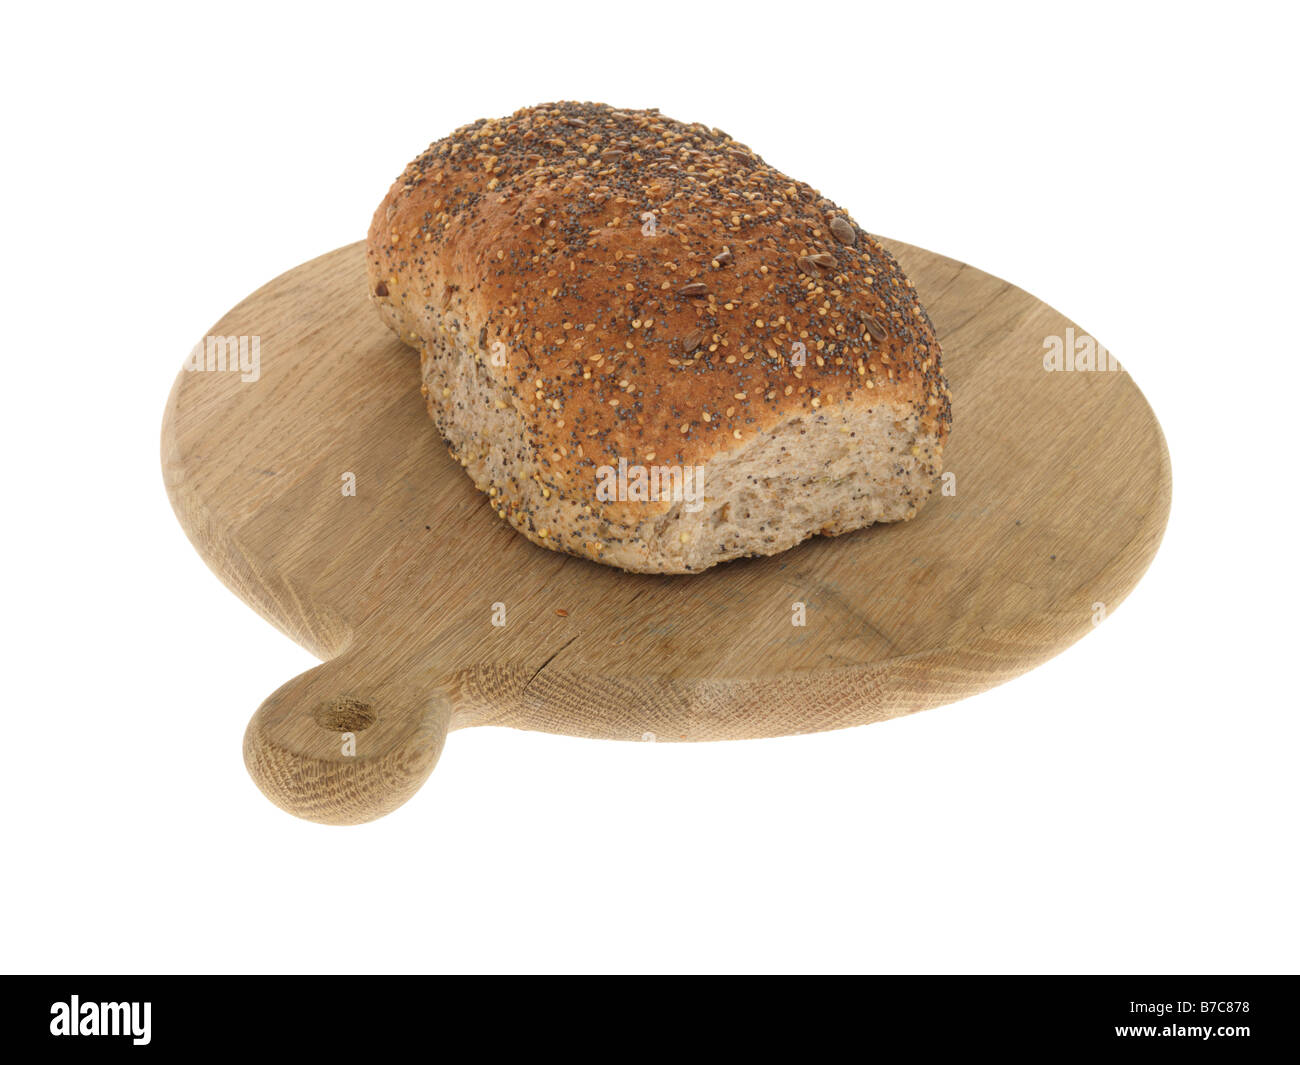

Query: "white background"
<box><xmin>3</xmin><ymin>2</ymin><xmax>1296</xmax><ymax>974</ymax></box>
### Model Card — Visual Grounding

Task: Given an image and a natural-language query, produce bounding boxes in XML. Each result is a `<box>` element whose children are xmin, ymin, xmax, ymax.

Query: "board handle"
<box><xmin>243</xmin><ymin>653</ymin><xmax>452</xmax><ymax>825</ymax></box>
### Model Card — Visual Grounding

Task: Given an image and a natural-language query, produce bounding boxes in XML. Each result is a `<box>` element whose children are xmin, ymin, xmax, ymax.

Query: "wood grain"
<box><xmin>161</xmin><ymin>240</ymin><xmax>1171</xmax><ymax>824</ymax></box>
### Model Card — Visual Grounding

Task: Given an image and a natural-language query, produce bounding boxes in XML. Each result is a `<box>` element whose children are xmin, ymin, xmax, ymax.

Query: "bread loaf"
<box><xmin>367</xmin><ymin>102</ymin><xmax>951</xmax><ymax>573</ymax></box>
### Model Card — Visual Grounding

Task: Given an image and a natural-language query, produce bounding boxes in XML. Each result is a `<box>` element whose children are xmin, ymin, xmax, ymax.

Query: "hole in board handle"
<box><xmin>314</xmin><ymin>698</ymin><xmax>377</xmax><ymax>733</ymax></box>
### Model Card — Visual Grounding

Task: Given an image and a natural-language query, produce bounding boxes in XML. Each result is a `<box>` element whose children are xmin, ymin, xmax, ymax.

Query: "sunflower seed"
<box><xmin>829</xmin><ymin>217</ymin><xmax>857</xmax><ymax>245</ymax></box>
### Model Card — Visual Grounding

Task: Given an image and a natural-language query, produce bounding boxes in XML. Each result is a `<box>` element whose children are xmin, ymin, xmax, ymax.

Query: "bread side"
<box><xmin>367</xmin><ymin>102</ymin><xmax>951</xmax><ymax>573</ymax></box>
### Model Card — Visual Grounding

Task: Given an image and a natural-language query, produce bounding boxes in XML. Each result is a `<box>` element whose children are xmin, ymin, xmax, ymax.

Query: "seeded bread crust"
<box><xmin>367</xmin><ymin>102</ymin><xmax>951</xmax><ymax>573</ymax></box>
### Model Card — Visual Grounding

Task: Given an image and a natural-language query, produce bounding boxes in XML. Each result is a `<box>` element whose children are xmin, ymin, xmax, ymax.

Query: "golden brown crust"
<box><xmin>366</xmin><ymin>102</ymin><xmax>951</xmax><ymax>569</ymax></box>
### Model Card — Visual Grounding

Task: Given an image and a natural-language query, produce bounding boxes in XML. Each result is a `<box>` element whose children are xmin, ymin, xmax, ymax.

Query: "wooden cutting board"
<box><xmin>161</xmin><ymin>239</ymin><xmax>1171</xmax><ymax>824</ymax></box>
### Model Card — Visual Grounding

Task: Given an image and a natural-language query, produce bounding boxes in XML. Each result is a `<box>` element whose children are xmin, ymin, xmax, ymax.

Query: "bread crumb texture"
<box><xmin>366</xmin><ymin>102</ymin><xmax>952</xmax><ymax>573</ymax></box>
